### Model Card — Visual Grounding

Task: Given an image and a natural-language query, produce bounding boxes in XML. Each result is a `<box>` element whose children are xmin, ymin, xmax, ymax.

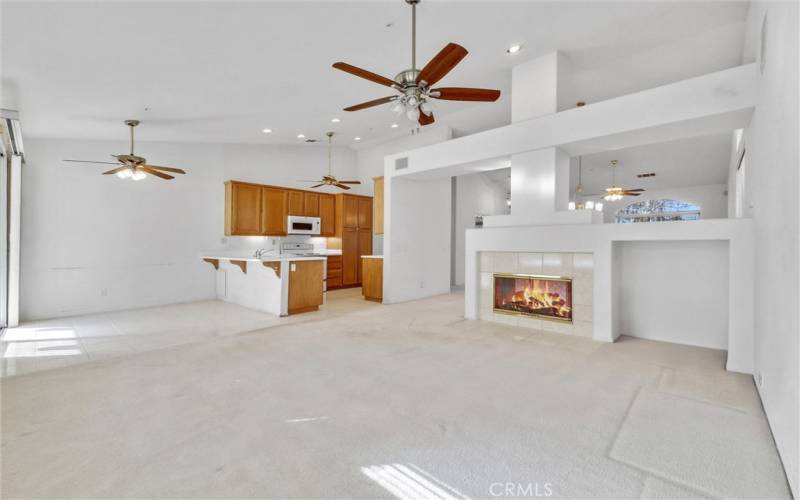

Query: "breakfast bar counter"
<box><xmin>201</xmin><ymin>252</ymin><xmax>325</xmax><ymax>316</ymax></box>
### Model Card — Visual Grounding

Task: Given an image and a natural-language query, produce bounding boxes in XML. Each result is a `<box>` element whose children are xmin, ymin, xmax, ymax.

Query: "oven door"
<box><xmin>287</xmin><ymin>216</ymin><xmax>321</xmax><ymax>235</ymax></box>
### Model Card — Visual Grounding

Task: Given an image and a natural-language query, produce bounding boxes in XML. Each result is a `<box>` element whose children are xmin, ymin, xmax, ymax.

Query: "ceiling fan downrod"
<box><xmin>125</xmin><ymin>119</ymin><xmax>139</xmax><ymax>155</ymax></box>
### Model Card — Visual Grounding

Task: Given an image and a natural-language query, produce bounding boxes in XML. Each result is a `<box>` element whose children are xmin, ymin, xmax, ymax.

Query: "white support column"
<box><xmin>486</xmin><ymin>51</ymin><xmax>591</xmax><ymax>227</ymax></box>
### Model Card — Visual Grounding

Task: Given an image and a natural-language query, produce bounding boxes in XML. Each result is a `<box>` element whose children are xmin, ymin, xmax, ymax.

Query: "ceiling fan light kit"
<box><xmin>332</xmin><ymin>0</ymin><xmax>501</xmax><ymax>127</ymax></box>
<box><xmin>602</xmin><ymin>160</ymin><xmax>645</xmax><ymax>202</ymax></box>
<box><xmin>63</xmin><ymin>120</ymin><xmax>187</xmax><ymax>181</ymax></box>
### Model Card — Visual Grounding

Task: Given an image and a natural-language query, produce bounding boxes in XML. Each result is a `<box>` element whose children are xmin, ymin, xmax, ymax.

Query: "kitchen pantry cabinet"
<box><xmin>331</xmin><ymin>194</ymin><xmax>372</xmax><ymax>288</ymax></box>
<box><xmin>224</xmin><ymin>180</ymin><xmax>333</xmax><ymax>237</ymax></box>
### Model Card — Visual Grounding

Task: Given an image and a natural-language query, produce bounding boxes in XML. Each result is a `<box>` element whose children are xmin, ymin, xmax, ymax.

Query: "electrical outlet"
<box><xmin>100</xmin><ymin>288</ymin><xmax>108</xmax><ymax>297</ymax></box>
<box><xmin>419</xmin><ymin>280</ymin><xmax>425</xmax><ymax>288</ymax></box>
<box><xmin>220</xmin><ymin>237</ymin><xmax>228</xmax><ymax>245</ymax></box>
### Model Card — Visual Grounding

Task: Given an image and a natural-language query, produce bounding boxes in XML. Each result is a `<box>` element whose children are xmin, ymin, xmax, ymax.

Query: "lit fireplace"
<box><xmin>493</xmin><ymin>273</ymin><xmax>573</xmax><ymax>322</ymax></box>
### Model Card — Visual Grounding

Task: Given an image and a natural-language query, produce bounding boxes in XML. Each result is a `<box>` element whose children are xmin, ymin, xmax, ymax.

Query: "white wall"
<box><xmin>353</xmin><ymin>126</ymin><xmax>453</xmax><ymax>195</ymax></box>
<box><xmin>353</xmin><ymin>126</ymin><xmax>452</xmax><ymax>255</ymax></box>
<box><xmin>616</xmin><ymin>240</ymin><xmax>729</xmax><ymax>349</ymax></box>
<box><xmin>737</xmin><ymin>1</ymin><xmax>799</xmax><ymax>494</ymax></box>
<box><xmin>20</xmin><ymin>138</ymin><xmax>356</xmax><ymax>320</ymax></box>
<box><xmin>582</xmin><ymin>183</ymin><xmax>728</xmax><ymax>223</ymax></box>
<box><xmin>383</xmin><ymin>173</ymin><xmax>451</xmax><ymax>304</ymax></box>
<box><xmin>453</xmin><ymin>171</ymin><xmax>509</xmax><ymax>286</ymax></box>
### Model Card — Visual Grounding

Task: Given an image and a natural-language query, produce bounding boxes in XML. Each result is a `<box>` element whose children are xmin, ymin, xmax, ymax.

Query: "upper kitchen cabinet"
<box><xmin>225</xmin><ymin>181</ymin><xmax>263</xmax><ymax>236</ymax></box>
<box><xmin>319</xmin><ymin>194</ymin><xmax>335</xmax><ymax>236</ymax></box>
<box><xmin>225</xmin><ymin>181</ymin><xmax>287</xmax><ymax>236</ymax></box>
<box><xmin>373</xmin><ymin>176</ymin><xmax>384</xmax><ymax>235</ymax></box>
<box><xmin>358</xmin><ymin>197</ymin><xmax>372</xmax><ymax>230</ymax></box>
<box><xmin>287</xmin><ymin>190</ymin><xmax>304</xmax><ymax>216</ymax></box>
<box><xmin>288</xmin><ymin>190</ymin><xmax>321</xmax><ymax>218</ymax></box>
<box><xmin>225</xmin><ymin>181</ymin><xmax>332</xmax><ymax>237</ymax></box>
<box><xmin>261</xmin><ymin>186</ymin><xmax>288</xmax><ymax>236</ymax></box>
<box><xmin>303</xmin><ymin>192</ymin><xmax>320</xmax><ymax>217</ymax></box>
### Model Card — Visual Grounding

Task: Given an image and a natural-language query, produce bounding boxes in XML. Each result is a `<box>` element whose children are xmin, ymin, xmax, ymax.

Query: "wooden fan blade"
<box><xmin>624</xmin><ymin>188</ymin><xmax>645</xmax><ymax>192</ymax></box>
<box><xmin>143</xmin><ymin>165</ymin><xmax>186</xmax><ymax>174</ymax></box>
<box><xmin>433</xmin><ymin>87</ymin><xmax>501</xmax><ymax>101</ymax></box>
<box><xmin>310</xmin><ymin>184</ymin><xmax>325</xmax><ymax>189</ymax></box>
<box><xmin>101</xmin><ymin>166</ymin><xmax>128</xmax><ymax>175</ymax></box>
<box><xmin>139</xmin><ymin>166</ymin><xmax>174</xmax><ymax>180</ymax></box>
<box><xmin>64</xmin><ymin>159</ymin><xmax>121</xmax><ymax>165</ymax></box>
<box><xmin>338</xmin><ymin>180</ymin><xmax>362</xmax><ymax>184</ymax></box>
<box><xmin>416</xmin><ymin>43</ymin><xmax>468</xmax><ymax>86</ymax></box>
<box><xmin>418</xmin><ymin>112</ymin><xmax>435</xmax><ymax>126</ymax></box>
<box><xmin>623</xmin><ymin>192</ymin><xmax>641</xmax><ymax>196</ymax></box>
<box><xmin>333</xmin><ymin>183</ymin><xmax>352</xmax><ymax>190</ymax></box>
<box><xmin>344</xmin><ymin>96</ymin><xmax>397</xmax><ymax>112</ymax></box>
<box><xmin>332</xmin><ymin>62</ymin><xmax>396</xmax><ymax>87</ymax></box>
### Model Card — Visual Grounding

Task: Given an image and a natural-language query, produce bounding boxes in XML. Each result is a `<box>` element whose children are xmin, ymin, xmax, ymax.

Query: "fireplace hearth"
<box><xmin>493</xmin><ymin>273</ymin><xmax>573</xmax><ymax>322</ymax></box>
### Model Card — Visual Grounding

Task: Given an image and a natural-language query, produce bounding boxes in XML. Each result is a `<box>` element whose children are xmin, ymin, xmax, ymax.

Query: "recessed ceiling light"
<box><xmin>262</xmin><ymin>128</ymin><xmax>272</xmax><ymax>134</ymax></box>
<box><xmin>331</xmin><ymin>118</ymin><xmax>341</xmax><ymax>123</ymax></box>
<box><xmin>391</xmin><ymin>124</ymin><xmax>399</xmax><ymax>128</ymax></box>
<box><xmin>297</xmin><ymin>134</ymin><xmax>305</xmax><ymax>139</ymax></box>
<box><xmin>354</xmin><ymin>137</ymin><xmax>361</xmax><ymax>141</ymax></box>
<box><xmin>507</xmin><ymin>44</ymin><xmax>522</xmax><ymax>54</ymax></box>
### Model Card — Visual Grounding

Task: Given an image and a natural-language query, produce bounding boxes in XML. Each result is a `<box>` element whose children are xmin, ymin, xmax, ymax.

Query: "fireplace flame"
<box><xmin>512</xmin><ymin>288</ymin><xmax>571</xmax><ymax>317</ymax></box>
<box><xmin>495</xmin><ymin>275</ymin><xmax>573</xmax><ymax>320</ymax></box>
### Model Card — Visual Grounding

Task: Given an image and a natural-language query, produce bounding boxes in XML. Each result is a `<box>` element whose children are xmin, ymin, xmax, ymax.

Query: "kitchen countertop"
<box><xmin>361</xmin><ymin>255</ymin><xmax>383</xmax><ymax>259</ymax></box>
<box><xmin>201</xmin><ymin>253</ymin><xmax>326</xmax><ymax>263</ymax></box>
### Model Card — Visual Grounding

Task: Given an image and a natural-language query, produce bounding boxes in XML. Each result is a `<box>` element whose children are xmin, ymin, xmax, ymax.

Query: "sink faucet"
<box><xmin>253</xmin><ymin>248</ymin><xmax>269</xmax><ymax>258</ymax></box>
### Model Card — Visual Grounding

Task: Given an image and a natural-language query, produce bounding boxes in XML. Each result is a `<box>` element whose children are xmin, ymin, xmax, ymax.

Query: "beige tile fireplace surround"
<box><xmin>479</xmin><ymin>252</ymin><xmax>593</xmax><ymax>337</ymax></box>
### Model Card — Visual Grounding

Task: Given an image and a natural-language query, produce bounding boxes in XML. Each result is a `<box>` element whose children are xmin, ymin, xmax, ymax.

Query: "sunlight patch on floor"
<box><xmin>361</xmin><ymin>464</ymin><xmax>470</xmax><ymax>500</ymax></box>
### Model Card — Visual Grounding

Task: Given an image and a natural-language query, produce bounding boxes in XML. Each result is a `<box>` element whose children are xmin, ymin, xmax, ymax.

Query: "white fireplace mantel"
<box><xmin>464</xmin><ymin>218</ymin><xmax>755</xmax><ymax>374</ymax></box>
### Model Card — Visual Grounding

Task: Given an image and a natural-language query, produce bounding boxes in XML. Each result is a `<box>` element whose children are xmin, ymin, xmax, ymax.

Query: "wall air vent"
<box><xmin>305</xmin><ymin>138</ymin><xmax>319</xmax><ymax>143</ymax></box>
<box><xmin>636</xmin><ymin>172</ymin><xmax>656</xmax><ymax>178</ymax></box>
<box><xmin>395</xmin><ymin>157</ymin><xmax>409</xmax><ymax>170</ymax></box>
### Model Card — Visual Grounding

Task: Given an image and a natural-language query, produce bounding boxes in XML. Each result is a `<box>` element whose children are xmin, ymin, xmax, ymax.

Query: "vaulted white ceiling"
<box><xmin>2</xmin><ymin>1</ymin><xmax>748</xmax><ymax>147</ymax></box>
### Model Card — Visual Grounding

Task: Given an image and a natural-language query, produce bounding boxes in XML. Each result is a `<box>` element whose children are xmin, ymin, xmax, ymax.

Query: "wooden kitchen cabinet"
<box><xmin>341</xmin><ymin>227</ymin><xmax>359</xmax><ymax>286</ymax></box>
<box><xmin>225</xmin><ymin>181</ymin><xmax>263</xmax><ymax>236</ymax></box>
<box><xmin>319</xmin><ymin>194</ymin><xmax>335</xmax><ymax>236</ymax></box>
<box><xmin>331</xmin><ymin>194</ymin><xmax>372</xmax><ymax>288</ymax></box>
<box><xmin>342</xmin><ymin>195</ymin><xmax>359</xmax><ymax>229</ymax></box>
<box><xmin>288</xmin><ymin>260</ymin><xmax>324</xmax><ymax>315</ymax></box>
<box><xmin>361</xmin><ymin>258</ymin><xmax>383</xmax><ymax>302</ymax></box>
<box><xmin>287</xmin><ymin>190</ymin><xmax>304</xmax><ymax>216</ymax></box>
<box><xmin>225</xmin><ymin>181</ymin><xmax>337</xmax><ymax>237</ymax></box>
<box><xmin>327</xmin><ymin>255</ymin><xmax>342</xmax><ymax>288</ymax></box>
<box><xmin>373</xmin><ymin>176</ymin><xmax>384</xmax><ymax>235</ymax></box>
<box><xmin>261</xmin><ymin>187</ymin><xmax>288</xmax><ymax>236</ymax></box>
<box><xmin>303</xmin><ymin>192</ymin><xmax>320</xmax><ymax>217</ymax></box>
<box><xmin>358</xmin><ymin>197</ymin><xmax>372</xmax><ymax>230</ymax></box>
<box><xmin>356</xmin><ymin>228</ymin><xmax>371</xmax><ymax>283</ymax></box>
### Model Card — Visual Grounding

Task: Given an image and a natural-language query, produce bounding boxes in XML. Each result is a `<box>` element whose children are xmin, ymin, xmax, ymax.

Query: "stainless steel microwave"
<box><xmin>287</xmin><ymin>216</ymin><xmax>321</xmax><ymax>235</ymax></box>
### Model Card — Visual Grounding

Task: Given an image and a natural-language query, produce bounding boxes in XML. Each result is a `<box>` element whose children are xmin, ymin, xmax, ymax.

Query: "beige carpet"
<box><xmin>1</xmin><ymin>291</ymin><xmax>791</xmax><ymax>498</ymax></box>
